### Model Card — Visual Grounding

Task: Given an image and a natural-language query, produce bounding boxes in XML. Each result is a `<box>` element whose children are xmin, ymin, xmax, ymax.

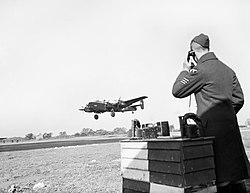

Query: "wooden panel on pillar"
<box><xmin>122</xmin><ymin>178</ymin><xmax>150</xmax><ymax>193</ymax></box>
<box><xmin>122</xmin><ymin>168</ymin><xmax>150</xmax><ymax>182</ymax></box>
<box><xmin>121</xmin><ymin>158</ymin><xmax>149</xmax><ymax>171</ymax></box>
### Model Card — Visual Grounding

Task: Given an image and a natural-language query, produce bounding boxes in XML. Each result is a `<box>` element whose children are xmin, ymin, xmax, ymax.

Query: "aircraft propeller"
<box><xmin>79</xmin><ymin>106</ymin><xmax>85</xmax><ymax>111</ymax></box>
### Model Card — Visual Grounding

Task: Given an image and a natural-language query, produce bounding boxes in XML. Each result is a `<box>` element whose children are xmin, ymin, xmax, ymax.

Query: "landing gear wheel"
<box><xmin>94</xmin><ymin>114</ymin><xmax>99</xmax><ymax>120</ymax></box>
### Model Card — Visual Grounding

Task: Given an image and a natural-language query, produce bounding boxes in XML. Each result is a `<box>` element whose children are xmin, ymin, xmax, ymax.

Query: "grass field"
<box><xmin>1</xmin><ymin>129</ymin><xmax>250</xmax><ymax>193</ymax></box>
<box><xmin>0</xmin><ymin>142</ymin><xmax>122</xmax><ymax>193</ymax></box>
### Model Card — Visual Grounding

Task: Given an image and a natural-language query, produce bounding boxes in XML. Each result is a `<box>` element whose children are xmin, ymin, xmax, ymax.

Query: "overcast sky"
<box><xmin>0</xmin><ymin>0</ymin><xmax>249</xmax><ymax>137</ymax></box>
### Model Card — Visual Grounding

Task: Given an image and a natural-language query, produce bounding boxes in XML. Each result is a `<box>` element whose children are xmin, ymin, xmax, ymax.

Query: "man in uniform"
<box><xmin>172</xmin><ymin>33</ymin><xmax>250</xmax><ymax>193</ymax></box>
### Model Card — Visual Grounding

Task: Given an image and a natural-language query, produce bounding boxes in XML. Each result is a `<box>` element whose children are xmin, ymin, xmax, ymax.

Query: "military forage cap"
<box><xmin>191</xmin><ymin>33</ymin><xmax>210</xmax><ymax>49</ymax></box>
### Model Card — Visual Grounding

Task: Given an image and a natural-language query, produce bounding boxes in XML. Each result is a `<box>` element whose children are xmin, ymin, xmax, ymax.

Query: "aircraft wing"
<box><xmin>123</xmin><ymin>96</ymin><xmax>148</xmax><ymax>106</ymax></box>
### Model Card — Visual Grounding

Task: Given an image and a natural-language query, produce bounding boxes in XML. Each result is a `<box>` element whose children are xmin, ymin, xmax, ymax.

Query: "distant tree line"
<box><xmin>4</xmin><ymin>118</ymin><xmax>250</xmax><ymax>143</ymax></box>
<box><xmin>25</xmin><ymin>132</ymin><xmax>53</xmax><ymax>140</ymax></box>
<box><xmin>22</xmin><ymin>127</ymin><xmax>127</xmax><ymax>141</ymax></box>
<box><xmin>74</xmin><ymin>127</ymin><xmax>127</xmax><ymax>137</ymax></box>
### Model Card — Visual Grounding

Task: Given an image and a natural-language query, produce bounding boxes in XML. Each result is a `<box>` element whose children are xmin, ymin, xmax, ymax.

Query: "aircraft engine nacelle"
<box><xmin>111</xmin><ymin>111</ymin><xmax>115</xmax><ymax>117</ymax></box>
<box><xmin>140</xmin><ymin>100</ymin><xmax>144</xmax><ymax>109</ymax></box>
<box><xmin>122</xmin><ymin>106</ymin><xmax>137</xmax><ymax>112</ymax></box>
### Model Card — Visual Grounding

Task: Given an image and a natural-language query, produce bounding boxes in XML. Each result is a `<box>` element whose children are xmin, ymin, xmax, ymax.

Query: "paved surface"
<box><xmin>0</xmin><ymin>136</ymin><xmax>128</xmax><ymax>152</ymax></box>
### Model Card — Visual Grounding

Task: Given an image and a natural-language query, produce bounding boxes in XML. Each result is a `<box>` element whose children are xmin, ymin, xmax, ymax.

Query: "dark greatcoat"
<box><xmin>172</xmin><ymin>52</ymin><xmax>250</xmax><ymax>183</ymax></box>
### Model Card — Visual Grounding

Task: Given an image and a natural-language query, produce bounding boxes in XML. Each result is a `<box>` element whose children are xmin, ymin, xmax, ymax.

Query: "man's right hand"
<box><xmin>183</xmin><ymin>59</ymin><xmax>191</xmax><ymax>72</ymax></box>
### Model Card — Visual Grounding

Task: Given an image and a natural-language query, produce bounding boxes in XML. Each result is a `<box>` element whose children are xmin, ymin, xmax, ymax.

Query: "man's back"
<box><xmin>194</xmin><ymin>52</ymin><xmax>235</xmax><ymax>117</ymax></box>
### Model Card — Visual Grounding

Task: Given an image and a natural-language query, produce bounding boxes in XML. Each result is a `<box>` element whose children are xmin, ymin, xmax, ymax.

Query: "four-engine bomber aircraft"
<box><xmin>79</xmin><ymin>96</ymin><xmax>148</xmax><ymax>120</ymax></box>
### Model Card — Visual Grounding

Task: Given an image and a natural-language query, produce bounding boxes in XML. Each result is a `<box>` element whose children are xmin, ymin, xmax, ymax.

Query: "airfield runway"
<box><xmin>0</xmin><ymin>136</ymin><xmax>128</xmax><ymax>152</ymax></box>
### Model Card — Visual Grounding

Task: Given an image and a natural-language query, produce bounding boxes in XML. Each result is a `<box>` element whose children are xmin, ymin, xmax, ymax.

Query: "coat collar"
<box><xmin>198</xmin><ymin>52</ymin><xmax>218</xmax><ymax>65</ymax></box>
